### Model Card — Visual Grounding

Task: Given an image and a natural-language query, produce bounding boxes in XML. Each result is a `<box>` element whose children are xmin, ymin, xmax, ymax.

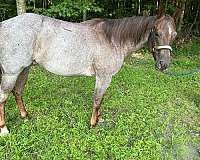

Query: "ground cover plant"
<box><xmin>0</xmin><ymin>41</ymin><xmax>199</xmax><ymax>159</ymax></box>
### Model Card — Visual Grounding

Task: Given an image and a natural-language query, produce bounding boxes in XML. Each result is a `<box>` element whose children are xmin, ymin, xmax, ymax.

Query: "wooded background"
<box><xmin>0</xmin><ymin>0</ymin><xmax>199</xmax><ymax>39</ymax></box>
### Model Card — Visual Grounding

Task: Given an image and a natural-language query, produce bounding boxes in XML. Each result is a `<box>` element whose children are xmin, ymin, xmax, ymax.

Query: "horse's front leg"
<box><xmin>90</xmin><ymin>74</ymin><xmax>112</xmax><ymax>127</ymax></box>
<box><xmin>0</xmin><ymin>73</ymin><xmax>19</xmax><ymax>136</ymax></box>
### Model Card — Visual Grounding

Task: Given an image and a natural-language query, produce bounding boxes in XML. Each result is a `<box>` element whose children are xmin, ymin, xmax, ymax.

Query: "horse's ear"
<box><xmin>156</xmin><ymin>6</ymin><xmax>165</xmax><ymax>19</ymax></box>
<box><xmin>172</xmin><ymin>8</ymin><xmax>182</xmax><ymax>25</ymax></box>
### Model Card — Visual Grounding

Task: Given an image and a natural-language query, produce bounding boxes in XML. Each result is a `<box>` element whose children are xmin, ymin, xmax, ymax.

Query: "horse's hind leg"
<box><xmin>0</xmin><ymin>73</ymin><xmax>20</xmax><ymax>136</ymax></box>
<box><xmin>90</xmin><ymin>74</ymin><xmax>112</xmax><ymax>126</ymax></box>
<box><xmin>12</xmin><ymin>67</ymin><xmax>30</xmax><ymax>119</ymax></box>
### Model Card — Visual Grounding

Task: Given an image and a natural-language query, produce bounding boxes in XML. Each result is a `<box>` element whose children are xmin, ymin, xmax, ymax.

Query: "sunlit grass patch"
<box><xmin>0</xmin><ymin>43</ymin><xmax>200</xmax><ymax>159</ymax></box>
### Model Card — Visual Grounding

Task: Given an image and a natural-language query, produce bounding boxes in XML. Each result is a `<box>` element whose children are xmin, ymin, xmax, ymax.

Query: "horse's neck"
<box><xmin>120</xmin><ymin>31</ymin><xmax>151</xmax><ymax>57</ymax></box>
<box><xmin>113</xmin><ymin>17</ymin><xmax>155</xmax><ymax>57</ymax></box>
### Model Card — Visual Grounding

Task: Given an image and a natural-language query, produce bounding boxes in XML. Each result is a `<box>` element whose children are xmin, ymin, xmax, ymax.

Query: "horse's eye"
<box><xmin>155</xmin><ymin>32</ymin><xmax>162</xmax><ymax>37</ymax></box>
<box><xmin>155</xmin><ymin>33</ymin><xmax>159</xmax><ymax>37</ymax></box>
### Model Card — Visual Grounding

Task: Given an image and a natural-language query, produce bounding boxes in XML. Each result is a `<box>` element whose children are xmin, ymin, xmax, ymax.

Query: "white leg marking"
<box><xmin>0</xmin><ymin>126</ymin><xmax>9</xmax><ymax>137</ymax></box>
<box><xmin>0</xmin><ymin>87</ymin><xmax>8</xmax><ymax>102</ymax></box>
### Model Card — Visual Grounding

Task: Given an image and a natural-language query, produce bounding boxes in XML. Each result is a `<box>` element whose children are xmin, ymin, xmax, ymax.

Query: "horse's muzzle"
<box><xmin>156</xmin><ymin>60</ymin><xmax>169</xmax><ymax>71</ymax></box>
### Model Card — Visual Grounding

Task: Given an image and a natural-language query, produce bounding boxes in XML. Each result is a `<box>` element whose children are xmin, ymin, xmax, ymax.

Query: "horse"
<box><xmin>0</xmin><ymin>9</ymin><xmax>177</xmax><ymax>136</ymax></box>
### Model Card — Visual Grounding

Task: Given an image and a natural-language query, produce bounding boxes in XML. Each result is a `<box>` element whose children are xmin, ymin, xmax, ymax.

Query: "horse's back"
<box><xmin>0</xmin><ymin>13</ymin><xmax>43</xmax><ymax>42</ymax></box>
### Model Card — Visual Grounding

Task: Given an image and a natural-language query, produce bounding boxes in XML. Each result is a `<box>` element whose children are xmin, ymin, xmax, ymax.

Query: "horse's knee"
<box><xmin>93</xmin><ymin>97</ymin><xmax>101</xmax><ymax>108</ymax></box>
<box><xmin>0</xmin><ymin>89</ymin><xmax>8</xmax><ymax>103</ymax></box>
<box><xmin>0</xmin><ymin>74</ymin><xmax>19</xmax><ymax>101</ymax></box>
<box><xmin>13</xmin><ymin>90</ymin><xmax>21</xmax><ymax>98</ymax></box>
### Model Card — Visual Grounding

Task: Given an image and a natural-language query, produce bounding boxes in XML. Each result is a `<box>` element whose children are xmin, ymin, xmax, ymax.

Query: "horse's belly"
<box><xmin>39</xmin><ymin>58</ymin><xmax>95</xmax><ymax>76</ymax></box>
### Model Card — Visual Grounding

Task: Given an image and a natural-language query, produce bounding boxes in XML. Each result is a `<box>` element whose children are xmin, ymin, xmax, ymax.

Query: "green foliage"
<box><xmin>0</xmin><ymin>0</ymin><xmax>16</xmax><ymax>20</ymax></box>
<box><xmin>27</xmin><ymin>0</ymin><xmax>102</xmax><ymax>21</ymax></box>
<box><xmin>0</xmin><ymin>42</ymin><xmax>199</xmax><ymax>159</ymax></box>
<box><xmin>173</xmin><ymin>39</ymin><xmax>200</xmax><ymax>57</ymax></box>
<box><xmin>1</xmin><ymin>0</ymin><xmax>199</xmax><ymax>38</ymax></box>
<box><xmin>45</xmin><ymin>0</ymin><xmax>102</xmax><ymax>20</ymax></box>
<box><xmin>165</xmin><ymin>3</ymin><xmax>176</xmax><ymax>15</ymax></box>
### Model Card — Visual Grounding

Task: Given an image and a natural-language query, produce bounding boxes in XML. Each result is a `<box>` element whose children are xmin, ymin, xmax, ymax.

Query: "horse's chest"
<box><xmin>94</xmin><ymin>51</ymin><xmax>124</xmax><ymax>75</ymax></box>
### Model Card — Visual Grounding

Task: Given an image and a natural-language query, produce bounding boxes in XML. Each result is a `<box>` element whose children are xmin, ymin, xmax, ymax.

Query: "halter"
<box><xmin>153</xmin><ymin>45</ymin><xmax>172</xmax><ymax>52</ymax></box>
<box><xmin>150</xmin><ymin>28</ymin><xmax>172</xmax><ymax>53</ymax></box>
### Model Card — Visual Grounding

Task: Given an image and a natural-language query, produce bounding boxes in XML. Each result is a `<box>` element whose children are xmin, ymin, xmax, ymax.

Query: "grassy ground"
<box><xmin>0</xmin><ymin>41</ymin><xmax>200</xmax><ymax>159</ymax></box>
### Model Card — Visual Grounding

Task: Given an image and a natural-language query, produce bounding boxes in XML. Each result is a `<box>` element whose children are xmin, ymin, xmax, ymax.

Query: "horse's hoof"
<box><xmin>90</xmin><ymin>113</ymin><xmax>98</xmax><ymax>127</ymax></box>
<box><xmin>0</xmin><ymin>126</ymin><xmax>9</xmax><ymax>137</ymax></box>
<box><xmin>90</xmin><ymin>120</ymin><xmax>97</xmax><ymax>127</ymax></box>
<box><xmin>21</xmin><ymin>112</ymin><xmax>28</xmax><ymax>119</ymax></box>
<box><xmin>21</xmin><ymin>114</ymin><xmax>29</xmax><ymax>122</ymax></box>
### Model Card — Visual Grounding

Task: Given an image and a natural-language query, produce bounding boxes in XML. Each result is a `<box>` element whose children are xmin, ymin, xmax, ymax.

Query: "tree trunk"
<box><xmin>16</xmin><ymin>0</ymin><xmax>26</xmax><ymax>15</ymax></box>
<box><xmin>165</xmin><ymin>0</ymin><xmax>168</xmax><ymax>8</ymax></box>
<box><xmin>177</xmin><ymin>1</ymin><xmax>185</xmax><ymax>33</ymax></box>
<box><xmin>156</xmin><ymin>0</ymin><xmax>160</xmax><ymax>9</ymax></box>
<box><xmin>187</xmin><ymin>4</ymin><xmax>199</xmax><ymax>37</ymax></box>
<box><xmin>83</xmin><ymin>10</ymin><xmax>87</xmax><ymax>21</ymax></box>
<box><xmin>138</xmin><ymin>0</ymin><xmax>141</xmax><ymax>15</ymax></box>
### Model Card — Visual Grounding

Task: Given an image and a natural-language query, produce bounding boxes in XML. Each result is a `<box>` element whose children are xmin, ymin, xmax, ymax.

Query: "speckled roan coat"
<box><xmin>0</xmin><ymin>13</ymin><xmax>176</xmax><ymax>136</ymax></box>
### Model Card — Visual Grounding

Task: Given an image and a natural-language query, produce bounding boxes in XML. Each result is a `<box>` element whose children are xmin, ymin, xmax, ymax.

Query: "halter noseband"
<box><xmin>153</xmin><ymin>45</ymin><xmax>172</xmax><ymax>52</ymax></box>
<box><xmin>150</xmin><ymin>29</ymin><xmax>172</xmax><ymax>53</ymax></box>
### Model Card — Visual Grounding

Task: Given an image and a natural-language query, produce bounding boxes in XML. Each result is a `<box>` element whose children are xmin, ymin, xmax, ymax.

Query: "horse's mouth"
<box><xmin>155</xmin><ymin>61</ymin><xmax>169</xmax><ymax>72</ymax></box>
<box><xmin>155</xmin><ymin>65</ymin><xmax>169</xmax><ymax>72</ymax></box>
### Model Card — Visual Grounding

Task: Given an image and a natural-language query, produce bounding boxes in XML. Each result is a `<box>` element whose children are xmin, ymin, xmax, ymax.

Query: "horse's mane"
<box><xmin>83</xmin><ymin>16</ymin><xmax>156</xmax><ymax>45</ymax></box>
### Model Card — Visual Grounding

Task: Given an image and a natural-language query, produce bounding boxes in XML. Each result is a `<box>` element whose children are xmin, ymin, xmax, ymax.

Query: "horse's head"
<box><xmin>148</xmin><ymin>8</ymin><xmax>177</xmax><ymax>71</ymax></box>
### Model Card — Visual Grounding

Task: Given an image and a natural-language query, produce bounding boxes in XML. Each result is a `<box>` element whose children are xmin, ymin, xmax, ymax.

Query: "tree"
<box><xmin>16</xmin><ymin>0</ymin><xmax>26</xmax><ymax>15</ymax></box>
<box><xmin>1</xmin><ymin>0</ymin><xmax>199</xmax><ymax>38</ymax></box>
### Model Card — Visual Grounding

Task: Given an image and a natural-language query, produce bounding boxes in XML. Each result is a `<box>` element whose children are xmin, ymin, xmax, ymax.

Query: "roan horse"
<box><xmin>0</xmin><ymin>9</ymin><xmax>177</xmax><ymax>136</ymax></box>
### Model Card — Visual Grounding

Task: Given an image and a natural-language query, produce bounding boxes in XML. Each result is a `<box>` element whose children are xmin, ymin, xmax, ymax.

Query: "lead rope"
<box><xmin>149</xmin><ymin>30</ymin><xmax>200</xmax><ymax>77</ymax></box>
<box><xmin>163</xmin><ymin>66</ymin><xmax>200</xmax><ymax>77</ymax></box>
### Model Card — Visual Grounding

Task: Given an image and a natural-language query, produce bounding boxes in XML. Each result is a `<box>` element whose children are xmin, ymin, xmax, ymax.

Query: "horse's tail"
<box><xmin>0</xmin><ymin>66</ymin><xmax>2</xmax><ymax>83</ymax></box>
<box><xmin>0</xmin><ymin>22</ymin><xmax>2</xmax><ymax>83</ymax></box>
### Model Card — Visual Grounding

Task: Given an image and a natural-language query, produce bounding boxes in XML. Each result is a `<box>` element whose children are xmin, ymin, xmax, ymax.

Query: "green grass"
<box><xmin>0</xmin><ymin>42</ymin><xmax>200</xmax><ymax>159</ymax></box>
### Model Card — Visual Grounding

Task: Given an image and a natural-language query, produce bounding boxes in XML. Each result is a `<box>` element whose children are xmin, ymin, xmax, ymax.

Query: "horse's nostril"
<box><xmin>160</xmin><ymin>60</ymin><xmax>166</xmax><ymax>66</ymax></box>
<box><xmin>158</xmin><ymin>60</ymin><xmax>168</xmax><ymax>71</ymax></box>
<box><xmin>159</xmin><ymin>60</ymin><xmax>164</xmax><ymax>65</ymax></box>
